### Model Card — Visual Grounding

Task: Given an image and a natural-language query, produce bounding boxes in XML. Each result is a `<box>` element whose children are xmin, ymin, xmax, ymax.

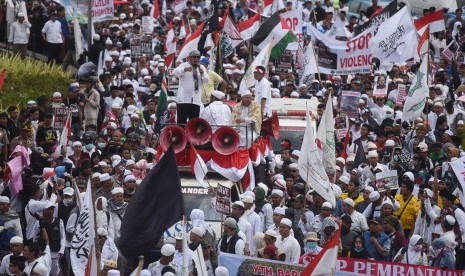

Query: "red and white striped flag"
<box><xmin>190</xmin><ymin>146</ymin><xmax>208</xmax><ymax>188</ymax></box>
<box><xmin>414</xmin><ymin>9</ymin><xmax>445</xmax><ymax>35</ymax></box>
<box><xmin>302</xmin><ymin>228</ymin><xmax>340</xmax><ymax>276</ymax></box>
<box><xmin>237</xmin><ymin>13</ymin><xmax>261</xmax><ymax>41</ymax></box>
<box><xmin>417</xmin><ymin>26</ymin><xmax>429</xmax><ymax>57</ymax></box>
<box><xmin>177</xmin><ymin>22</ymin><xmax>205</xmax><ymax>62</ymax></box>
<box><xmin>151</xmin><ymin>0</ymin><xmax>160</xmax><ymax>18</ymax></box>
<box><xmin>59</xmin><ymin>111</ymin><xmax>72</xmax><ymax>146</ymax></box>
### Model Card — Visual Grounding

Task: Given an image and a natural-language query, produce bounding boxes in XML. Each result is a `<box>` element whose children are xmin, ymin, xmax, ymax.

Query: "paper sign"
<box><xmin>53</xmin><ymin>107</ymin><xmax>69</xmax><ymax>130</ymax></box>
<box><xmin>376</xmin><ymin>170</ymin><xmax>399</xmax><ymax>190</ymax></box>
<box><xmin>215</xmin><ymin>183</ymin><xmax>231</xmax><ymax>215</ymax></box>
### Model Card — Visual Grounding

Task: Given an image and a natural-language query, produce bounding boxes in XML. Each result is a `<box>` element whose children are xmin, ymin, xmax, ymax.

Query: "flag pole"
<box><xmin>310</xmin><ymin>40</ymin><xmax>322</xmax><ymax>84</ymax></box>
<box><xmin>182</xmin><ymin>215</ymin><xmax>188</xmax><ymax>276</ymax></box>
<box><xmin>425</xmin><ymin>38</ymin><xmax>430</xmax><ymax>125</ymax></box>
<box><xmin>89</xmin><ymin>181</ymin><xmax>101</xmax><ymax>275</ymax></box>
<box><xmin>135</xmin><ymin>256</ymin><xmax>145</xmax><ymax>276</ymax></box>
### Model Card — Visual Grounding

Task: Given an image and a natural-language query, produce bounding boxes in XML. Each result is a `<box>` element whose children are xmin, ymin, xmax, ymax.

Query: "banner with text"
<box><xmin>307</xmin><ymin>24</ymin><xmax>373</xmax><ymax>75</ymax></box>
<box><xmin>92</xmin><ymin>0</ymin><xmax>114</xmax><ymax>23</ymax></box>
<box><xmin>281</xmin><ymin>9</ymin><xmax>303</xmax><ymax>50</ymax></box>
<box><xmin>354</xmin><ymin>0</ymin><xmax>398</xmax><ymax>36</ymax></box>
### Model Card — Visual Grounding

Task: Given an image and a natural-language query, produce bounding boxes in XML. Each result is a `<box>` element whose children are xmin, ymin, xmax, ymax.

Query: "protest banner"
<box><xmin>130</xmin><ymin>35</ymin><xmax>153</xmax><ymax>57</ymax></box>
<box><xmin>373</xmin><ymin>75</ymin><xmax>388</xmax><ymax>97</ymax></box>
<box><xmin>275</xmin><ymin>50</ymin><xmax>293</xmax><ymax>73</ymax></box>
<box><xmin>449</xmin><ymin>156</ymin><xmax>465</xmax><ymax>204</ymax></box>
<box><xmin>375</xmin><ymin>170</ymin><xmax>399</xmax><ymax>190</ymax></box>
<box><xmin>216</xmin><ymin>183</ymin><xmax>232</xmax><ymax>215</ymax></box>
<box><xmin>336</xmin><ymin>257</ymin><xmax>464</xmax><ymax>276</ymax></box>
<box><xmin>335</xmin><ymin>116</ymin><xmax>348</xmax><ymax>141</ymax></box>
<box><xmin>395</xmin><ymin>84</ymin><xmax>407</xmax><ymax>106</ymax></box>
<box><xmin>92</xmin><ymin>0</ymin><xmax>114</xmax><ymax>23</ymax></box>
<box><xmin>281</xmin><ymin>9</ymin><xmax>303</xmax><ymax>50</ymax></box>
<box><xmin>141</xmin><ymin>16</ymin><xmax>154</xmax><ymax>34</ymax></box>
<box><xmin>307</xmin><ymin>24</ymin><xmax>373</xmax><ymax>75</ymax></box>
<box><xmin>340</xmin><ymin>91</ymin><xmax>361</xmax><ymax>118</ymax></box>
<box><xmin>172</xmin><ymin>0</ymin><xmax>187</xmax><ymax>14</ymax></box>
<box><xmin>53</xmin><ymin>107</ymin><xmax>70</xmax><ymax>130</ymax></box>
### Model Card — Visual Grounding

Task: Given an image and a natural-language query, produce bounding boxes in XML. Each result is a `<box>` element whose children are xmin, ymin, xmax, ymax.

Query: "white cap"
<box><xmin>290</xmin><ymin>91</ymin><xmax>299</xmax><ymax>98</ymax></box>
<box><xmin>112</xmin><ymin>187</ymin><xmax>124</xmax><ymax>195</ymax></box>
<box><xmin>98</xmin><ymin>161</ymin><xmax>108</xmax><ymax>167</ymax></box>
<box><xmin>124</xmin><ymin>174</ymin><xmax>136</xmax><ymax>182</ymax></box>
<box><xmin>271</xmin><ymin>189</ymin><xmax>284</xmax><ymax>197</ymax></box>
<box><xmin>322</xmin><ymin>202</ymin><xmax>333</xmax><ymax>209</ymax></box>
<box><xmin>241</xmin><ymin>90</ymin><xmax>252</xmax><ymax>96</ymax></box>
<box><xmin>343</xmin><ymin>198</ymin><xmax>354</xmax><ymax>208</ymax></box>
<box><xmin>336</xmin><ymin>157</ymin><xmax>345</xmax><ymax>165</ymax></box>
<box><xmin>265</xmin><ymin>229</ymin><xmax>278</xmax><ymax>238</ymax></box>
<box><xmin>289</xmin><ymin>163</ymin><xmax>298</xmax><ymax>169</ymax></box>
<box><xmin>53</xmin><ymin>92</ymin><xmax>62</xmax><ymax>98</ymax></box>
<box><xmin>257</xmin><ymin>182</ymin><xmax>269</xmax><ymax>195</ymax></box>
<box><xmin>10</xmin><ymin>236</ymin><xmax>23</xmax><ymax>244</ymax></box>
<box><xmin>212</xmin><ymin>90</ymin><xmax>225</xmax><ymax>99</ymax></box>
<box><xmin>92</xmin><ymin>172</ymin><xmax>101</xmax><ymax>179</ymax></box>
<box><xmin>280</xmin><ymin>218</ymin><xmax>292</xmax><ymax>227</ymax></box>
<box><xmin>369</xmin><ymin>191</ymin><xmax>381</xmax><ymax>201</ymax></box>
<box><xmin>385</xmin><ymin>139</ymin><xmax>395</xmax><ymax>147</ymax></box>
<box><xmin>72</xmin><ymin>141</ymin><xmax>82</xmax><ymax>147</ymax></box>
<box><xmin>367</xmin><ymin>142</ymin><xmax>377</xmax><ymax>150</ymax></box>
<box><xmin>232</xmin><ymin>201</ymin><xmax>245</xmax><ymax>208</ymax></box>
<box><xmin>93</xmin><ymin>34</ymin><xmax>100</xmax><ymax>41</ymax></box>
<box><xmin>445</xmin><ymin>215</ymin><xmax>456</xmax><ymax>225</ymax></box>
<box><xmin>63</xmin><ymin>187</ymin><xmax>74</xmax><ymax>196</ymax></box>
<box><xmin>107</xmin><ymin>270</ymin><xmax>120</xmax><ymax>276</ymax></box>
<box><xmin>104</xmin><ymin>56</ymin><xmax>113</xmax><ymax>62</ymax></box>
<box><xmin>367</xmin><ymin>151</ymin><xmax>378</xmax><ymax>158</ymax></box>
<box><xmin>424</xmin><ymin>188</ymin><xmax>434</xmax><ymax>198</ymax></box>
<box><xmin>0</xmin><ymin>196</ymin><xmax>9</xmax><ymax>204</ymax></box>
<box><xmin>33</xmin><ymin>263</ymin><xmax>48</xmax><ymax>276</ymax></box>
<box><xmin>403</xmin><ymin>172</ymin><xmax>414</xmax><ymax>182</ymax></box>
<box><xmin>273</xmin><ymin>207</ymin><xmax>285</xmax><ymax>215</ymax></box>
<box><xmin>99</xmin><ymin>173</ymin><xmax>111</xmax><ymax>182</ymax></box>
<box><xmin>241</xmin><ymin>195</ymin><xmax>254</xmax><ymax>204</ymax></box>
<box><xmin>339</xmin><ymin>175</ymin><xmax>350</xmax><ymax>185</ymax></box>
<box><xmin>161</xmin><ymin>244</ymin><xmax>175</xmax><ymax>256</ymax></box>
<box><xmin>191</xmin><ymin>226</ymin><xmax>205</xmax><ymax>237</ymax></box>
<box><xmin>418</xmin><ymin>142</ymin><xmax>428</xmax><ymax>152</ymax></box>
<box><xmin>97</xmin><ymin>227</ymin><xmax>108</xmax><ymax>236</ymax></box>
<box><xmin>17</xmin><ymin>12</ymin><xmax>24</xmax><ymax>17</ymax></box>
<box><xmin>215</xmin><ymin>267</ymin><xmax>229</xmax><ymax>276</ymax></box>
<box><xmin>273</xmin><ymin>179</ymin><xmax>286</xmax><ymax>189</ymax></box>
<box><xmin>120</xmin><ymin>13</ymin><xmax>126</xmax><ymax>19</ymax></box>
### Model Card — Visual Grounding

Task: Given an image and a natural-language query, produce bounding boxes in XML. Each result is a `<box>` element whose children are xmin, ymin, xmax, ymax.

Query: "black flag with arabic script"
<box><xmin>117</xmin><ymin>146</ymin><xmax>185</xmax><ymax>258</ymax></box>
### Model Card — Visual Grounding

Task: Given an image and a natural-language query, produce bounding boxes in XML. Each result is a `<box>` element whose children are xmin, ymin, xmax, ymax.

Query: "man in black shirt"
<box><xmin>36</xmin><ymin>113</ymin><xmax>57</xmax><ymax>154</ymax></box>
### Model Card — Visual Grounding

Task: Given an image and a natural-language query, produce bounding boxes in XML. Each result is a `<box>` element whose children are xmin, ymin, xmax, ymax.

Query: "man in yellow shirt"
<box><xmin>200</xmin><ymin>57</ymin><xmax>227</xmax><ymax>105</ymax></box>
<box><xmin>394</xmin><ymin>181</ymin><xmax>420</xmax><ymax>237</ymax></box>
<box><xmin>341</xmin><ymin>179</ymin><xmax>364</xmax><ymax>206</ymax></box>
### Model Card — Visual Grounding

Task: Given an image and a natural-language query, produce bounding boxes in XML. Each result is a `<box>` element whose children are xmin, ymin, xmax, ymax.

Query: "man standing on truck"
<box><xmin>231</xmin><ymin>90</ymin><xmax>262</xmax><ymax>147</ymax></box>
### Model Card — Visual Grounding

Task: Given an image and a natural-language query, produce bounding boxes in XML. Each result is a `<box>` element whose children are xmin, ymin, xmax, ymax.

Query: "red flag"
<box><xmin>302</xmin><ymin>228</ymin><xmax>341</xmax><ymax>275</ymax></box>
<box><xmin>341</xmin><ymin>129</ymin><xmax>350</xmax><ymax>159</ymax></box>
<box><xmin>151</xmin><ymin>0</ymin><xmax>160</xmax><ymax>18</ymax></box>
<box><xmin>59</xmin><ymin>111</ymin><xmax>72</xmax><ymax>146</ymax></box>
<box><xmin>0</xmin><ymin>69</ymin><xmax>7</xmax><ymax>93</ymax></box>
<box><xmin>414</xmin><ymin>9</ymin><xmax>445</xmax><ymax>35</ymax></box>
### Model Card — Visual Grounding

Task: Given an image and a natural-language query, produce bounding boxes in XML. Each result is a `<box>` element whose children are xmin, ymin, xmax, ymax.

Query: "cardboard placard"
<box><xmin>376</xmin><ymin>170</ymin><xmax>399</xmax><ymax>190</ymax></box>
<box><xmin>53</xmin><ymin>107</ymin><xmax>69</xmax><ymax>130</ymax></box>
<box><xmin>215</xmin><ymin>183</ymin><xmax>231</xmax><ymax>215</ymax></box>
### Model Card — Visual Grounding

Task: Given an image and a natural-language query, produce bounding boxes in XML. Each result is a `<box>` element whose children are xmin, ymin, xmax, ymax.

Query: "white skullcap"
<box><xmin>265</xmin><ymin>229</ymin><xmax>278</xmax><ymax>238</ymax></box>
<box><xmin>107</xmin><ymin>270</ymin><xmax>120</xmax><ymax>276</ymax></box>
<box><xmin>241</xmin><ymin>90</ymin><xmax>252</xmax><ymax>96</ymax></box>
<box><xmin>53</xmin><ymin>92</ymin><xmax>62</xmax><ymax>98</ymax></box>
<box><xmin>93</xmin><ymin>34</ymin><xmax>100</xmax><ymax>41</ymax></box>
<box><xmin>322</xmin><ymin>202</ymin><xmax>333</xmax><ymax>209</ymax></box>
<box><xmin>215</xmin><ymin>267</ymin><xmax>229</xmax><ymax>276</ymax></box>
<box><xmin>131</xmin><ymin>113</ymin><xmax>140</xmax><ymax>119</ymax></box>
<box><xmin>10</xmin><ymin>236</ymin><xmax>23</xmax><ymax>244</ymax></box>
<box><xmin>365</xmin><ymin>186</ymin><xmax>374</xmax><ymax>193</ymax></box>
<box><xmin>273</xmin><ymin>174</ymin><xmax>284</xmax><ymax>180</ymax></box>
<box><xmin>445</xmin><ymin>215</ymin><xmax>456</xmax><ymax>225</ymax></box>
<box><xmin>403</xmin><ymin>172</ymin><xmax>414</xmax><ymax>182</ymax></box>
<box><xmin>98</xmin><ymin>161</ymin><xmax>108</xmax><ymax>167</ymax></box>
<box><xmin>92</xmin><ymin>172</ymin><xmax>101</xmax><ymax>179</ymax></box>
<box><xmin>339</xmin><ymin>175</ymin><xmax>350</xmax><ymax>185</ymax></box>
<box><xmin>273</xmin><ymin>179</ymin><xmax>286</xmax><ymax>189</ymax></box>
<box><xmin>291</xmin><ymin>150</ymin><xmax>300</xmax><ymax>157</ymax></box>
<box><xmin>109</xmin><ymin>51</ymin><xmax>119</xmax><ymax>56</ymax></box>
<box><xmin>63</xmin><ymin>187</ymin><xmax>74</xmax><ymax>196</ymax></box>
<box><xmin>17</xmin><ymin>12</ymin><xmax>24</xmax><ymax>17</ymax></box>
<box><xmin>104</xmin><ymin>56</ymin><xmax>113</xmax><ymax>62</ymax></box>
<box><xmin>369</xmin><ymin>191</ymin><xmax>381</xmax><ymax>201</ymax></box>
<box><xmin>140</xmin><ymin>68</ymin><xmax>149</xmax><ymax>76</ymax></box>
<box><xmin>33</xmin><ymin>263</ymin><xmax>48</xmax><ymax>276</ymax></box>
<box><xmin>290</xmin><ymin>91</ymin><xmax>299</xmax><ymax>98</ymax></box>
<box><xmin>271</xmin><ymin>189</ymin><xmax>284</xmax><ymax>197</ymax></box>
<box><xmin>343</xmin><ymin>198</ymin><xmax>354</xmax><ymax>208</ymax></box>
<box><xmin>161</xmin><ymin>243</ymin><xmax>176</xmax><ymax>256</ymax></box>
<box><xmin>112</xmin><ymin>187</ymin><xmax>124</xmax><ymax>195</ymax></box>
<box><xmin>191</xmin><ymin>226</ymin><xmax>205</xmax><ymax>237</ymax></box>
<box><xmin>367</xmin><ymin>142</ymin><xmax>377</xmax><ymax>150</ymax></box>
<box><xmin>241</xmin><ymin>195</ymin><xmax>254</xmax><ymax>204</ymax></box>
<box><xmin>232</xmin><ymin>201</ymin><xmax>245</xmax><ymax>208</ymax></box>
<box><xmin>257</xmin><ymin>182</ymin><xmax>269</xmax><ymax>195</ymax></box>
<box><xmin>385</xmin><ymin>139</ymin><xmax>395</xmax><ymax>147</ymax></box>
<box><xmin>72</xmin><ymin>141</ymin><xmax>82</xmax><ymax>147</ymax></box>
<box><xmin>124</xmin><ymin>174</ymin><xmax>136</xmax><ymax>182</ymax></box>
<box><xmin>347</xmin><ymin>155</ymin><xmax>355</xmax><ymax>162</ymax></box>
<box><xmin>367</xmin><ymin>151</ymin><xmax>378</xmax><ymax>158</ymax></box>
<box><xmin>99</xmin><ymin>173</ymin><xmax>111</xmax><ymax>182</ymax></box>
<box><xmin>289</xmin><ymin>163</ymin><xmax>298</xmax><ymax>169</ymax></box>
<box><xmin>280</xmin><ymin>218</ymin><xmax>292</xmax><ymax>227</ymax></box>
<box><xmin>212</xmin><ymin>90</ymin><xmax>225</xmax><ymax>99</ymax></box>
<box><xmin>336</xmin><ymin>157</ymin><xmax>346</xmax><ymax>165</ymax></box>
<box><xmin>381</xmin><ymin>200</ymin><xmax>393</xmax><ymax>207</ymax></box>
<box><xmin>119</xmin><ymin>13</ymin><xmax>126</xmax><ymax>19</ymax></box>
<box><xmin>273</xmin><ymin>207</ymin><xmax>285</xmax><ymax>215</ymax></box>
<box><xmin>97</xmin><ymin>227</ymin><xmax>108</xmax><ymax>236</ymax></box>
<box><xmin>0</xmin><ymin>196</ymin><xmax>9</xmax><ymax>204</ymax></box>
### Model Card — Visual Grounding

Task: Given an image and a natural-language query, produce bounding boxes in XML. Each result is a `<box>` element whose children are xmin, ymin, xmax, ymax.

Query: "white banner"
<box><xmin>172</xmin><ymin>0</ymin><xmax>187</xmax><ymax>14</ymax></box>
<box><xmin>307</xmin><ymin>24</ymin><xmax>373</xmax><ymax>75</ymax></box>
<box><xmin>141</xmin><ymin>16</ymin><xmax>154</xmax><ymax>34</ymax></box>
<box><xmin>298</xmin><ymin>113</ymin><xmax>336</xmax><ymax>207</ymax></box>
<box><xmin>316</xmin><ymin>96</ymin><xmax>336</xmax><ymax>176</ymax></box>
<box><xmin>91</xmin><ymin>0</ymin><xmax>115</xmax><ymax>23</ymax></box>
<box><xmin>71</xmin><ymin>180</ymin><xmax>97</xmax><ymax>276</ymax></box>
<box><xmin>281</xmin><ymin>9</ymin><xmax>303</xmax><ymax>50</ymax></box>
<box><xmin>369</xmin><ymin>6</ymin><xmax>418</xmax><ymax>64</ymax></box>
<box><xmin>402</xmin><ymin>58</ymin><xmax>428</xmax><ymax>121</ymax></box>
<box><xmin>299</xmin><ymin>42</ymin><xmax>318</xmax><ymax>86</ymax></box>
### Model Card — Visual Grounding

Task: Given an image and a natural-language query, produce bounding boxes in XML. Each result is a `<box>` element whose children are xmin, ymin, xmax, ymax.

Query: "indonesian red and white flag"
<box><xmin>237</xmin><ymin>13</ymin><xmax>261</xmax><ymax>41</ymax></box>
<box><xmin>177</xmin><ymin>22</ymin><xmax>205</xmax><ymax>62</ymax></box>
<box><xmin>165</xmin><ymin>22</ymin><xmax>177</xmax><ymax>56</ymax></box>
<box><xmin>179</xmin><ymin>19</ymin><xmax>189</xmax><ymax>39</ymax></box>
<box><xmin>302</xmin><ymin>228</ymin><xmax>341</xmax><ymax>276</ymax></box>
<box><xmin>151</xmin><ymin>0</ymin><xmax>160</xmax><ymax>18</ymax></box>
<box><xmin>414</xmin><ymin>9</ymin><xmax>445</xmax><ymax>36</ymax></box>
<box><xmin>190</xmin><ymin>146</ymin><xmax>208</xmax><ymax>188</ymax></box>
<box><xmin>417</xmin><ymin>26</ymin><xmax>429</xmax><ymax>57</ymax></box>
<box><xmin>71</xmin><ymin>180</ymin><xmax>98</xmax><ymax>276</ymax></box>
<box><xmin>59</xmin><ymin>111</ymin><xmax>72</xmax><ymax>146</ymax></box>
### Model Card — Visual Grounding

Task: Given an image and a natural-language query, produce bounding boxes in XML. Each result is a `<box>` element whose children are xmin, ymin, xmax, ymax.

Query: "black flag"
<box><xmin>117</xmin><ymin>146</ymin><xmax>185</xmax><ymax>258</ymax></box>
<box><xmin>198</xmin><ymin>0</ymin><xmax>219</xmax><ymax>53</ymax></box>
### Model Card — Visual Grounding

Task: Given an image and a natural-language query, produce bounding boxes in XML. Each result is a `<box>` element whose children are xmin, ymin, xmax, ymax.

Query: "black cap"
<box><xmin>341</xmin><ymin>214</ymin><xmax>352</xmax><ymax>223</ymax></box>
<box><xmin>440</xmin><ymin>190</ymin><xmax>457</xmax><ymax>202</ymax></box>
<box><xmin>369</xmin><ymin>217</ymin><xmax>383</xmax><ymax>225</ymax></box>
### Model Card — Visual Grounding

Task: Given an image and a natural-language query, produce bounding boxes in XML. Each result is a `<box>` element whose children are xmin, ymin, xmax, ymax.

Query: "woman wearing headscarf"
<box><xmin>413</xmin><ymin>187</ymin><xmax>441</xmax><ymax>246</ymax></box>
<box><xmin>393</xmin><ymin>235</ymin><xmax>428</xmax><ymax>266</ymax></box>
<box><xmin>190</xmin><ymin>209</ymin><xmax>216</xmax><ymax>251</ymax></box>
<box><xmin>95</xmin><ymin>196</ymin><xmax>113</xmax><ymax>234</ymax></box>
<box><xmin>319</xmin><ymin>217</ymin><xmax>338</xmax><ymax>248</ymax></box>
<box><xmin>452</xmin><ymin>22</ymin><xmax>462</xmax><ymax>42</ymax></box>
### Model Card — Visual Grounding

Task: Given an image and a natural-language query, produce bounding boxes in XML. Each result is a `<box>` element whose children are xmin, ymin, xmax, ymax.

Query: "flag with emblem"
<box><xmin>238</xmin><ymin>42</ymin><xmax>272</xmax><ymax>93</ymax></box>
<box><xmin>316</xmin><ymin>96</ymin><xmax>336</xmax><ymax>176</ymax></box>
<box><xmin>402</xmin><ymin>57</ymin><xmax>428</xmax><ymax>121</ymax></box>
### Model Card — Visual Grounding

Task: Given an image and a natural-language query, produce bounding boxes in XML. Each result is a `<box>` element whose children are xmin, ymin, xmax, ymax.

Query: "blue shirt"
<box><xmin>57</xmin><ymin>18</ymin><xmax>71</xmax><ymax>39</ymax></box>
<box><xmin>362</xmin><ymin>231</ymin><xmax>390</xmax><ymax>261</ymax></box>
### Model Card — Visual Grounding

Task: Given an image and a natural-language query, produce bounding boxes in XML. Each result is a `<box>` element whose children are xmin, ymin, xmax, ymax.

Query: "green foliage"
<box><xmin>0</xmin><ymin>54</ymin><xmax>73</xmax><ymax>110</ymax></box>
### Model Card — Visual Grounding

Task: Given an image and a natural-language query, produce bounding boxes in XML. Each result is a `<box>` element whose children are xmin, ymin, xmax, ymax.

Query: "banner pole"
<box><xmin>182</xmin><ymin>215</ymin><xmax>189</xmax><ymax>276</ymax></box>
